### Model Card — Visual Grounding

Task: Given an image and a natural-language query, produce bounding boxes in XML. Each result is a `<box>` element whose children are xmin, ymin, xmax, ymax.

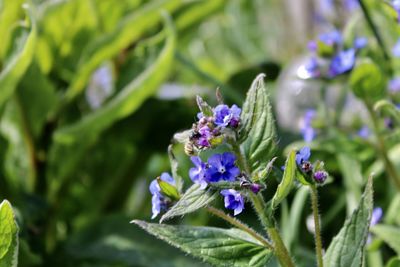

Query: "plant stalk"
<box><xmin>206</xmin><ymin>206</ymin><xmax>273</xmax><ymax>250</ymax></box>
<box><xmin>310</xmin><ymin>185</ymin><xmax>324</xmax><ymax>267</ymax></box>
<box><xmin>367</xmin><ymin>104</ymin><xmax>400</xmax><ymax>190</ymax></box>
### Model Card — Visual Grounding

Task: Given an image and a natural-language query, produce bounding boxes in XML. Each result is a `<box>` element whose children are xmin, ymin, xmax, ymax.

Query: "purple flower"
<box><xmin>149</xmin><ymin>173</ymin><xmax>175</xmax><ymax>219</ymax></box>
<box><xmin>393</xmin><ymin>38</ymin><xmax>400</xmax><ymax>57</ymax></box>
<box><xmin>313</xmin><ymin>171</ymin><xmax>328</xmax><ymax>183</ymax></box>
<box><xmin>197</xmin><ymin>126</ymin><xmax>212</xmax><ymax>147</ymax></box>
<box><xmin>344</xmin><ymin>0</ymin><xmax>359</xmax><ymax>11</ymax></box>
<box><xmin>301</xmin><ymin>109</ymin><xmax>316</xmax><ymax>142</ymax></box>
<box><xmin>296</xmin><ymin>147</ymin><xmax>311</xmax><ymax>166</ymax></box>
<box><xmin>220</xmin><ymin>189</ymin><xmax>244</xmax><ymax>215</ymax></box>
<box><xmin>319</xmin><ymin>30</ymin><xmax>342</xmax><ymax>46</ymax></box>
<box><xmin>368</xmin><ymin>207</ymin><xmax>383</xmax><ymax>243</ymax></box>
<box><xmin>250</xmin><ymin>183</ymin><xmax>262</xmax><ymax>194</ymax></box>
<box><xmin>213</xmin><ymin>104</ymin><xmax>241</xmax><ymax>128</ymax></box>
<box><xmin>189</xmin><ymin>156</ymin><xmax>208</xmax><ymax>189</ymax></box>
<box><xmin>206</xmin><ymin>152</ymin><xmax>240</xmax><ymax>182</ymax></box>
<box><xmin>392</xmin><ymin>0</ymin><xmax>400</xmax><ymax>22</ymax></box>
<box><xmin>354</xmin><ymin>37</ymin><xmax>367</xmax><ymax>49</ymax></box>
<box><xmin>329</xmin><ymin>48</ymin><xmax>356</xmax><ymax>77</ymax></box>
<box><xmin>389</xmin><ymin>77</ymin><xmax>400</xmax><ymax>93</ymax></box>
<box><xmin>358</xmin><ymin>125</ymin><xmax>370</xmax><ymax>139</ymax></box>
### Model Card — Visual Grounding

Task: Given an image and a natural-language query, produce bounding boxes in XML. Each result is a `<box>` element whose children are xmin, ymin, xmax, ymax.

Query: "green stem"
<box><xmin>358</xmin><ymin>0</ymin><xmax>392</xmax><ymax>74</ymax></box>
<box><xmin>366</xmin><ymin>104</ymin><xmax>400</xmax><ymax>191</ymax></box>
<box><xmin>230</xmin><ymin>141</ymin><xmax>295</xmax><ymax>267</ymax></box>
<box><xmin>310</xmin><ymin>185</ymin><xmax>324</xmax><ymax>267</ymax></box>
<box><xmin>206</xmin><ymin>206</ymin><xmax>273</xmax><ymax>250</ymax></box>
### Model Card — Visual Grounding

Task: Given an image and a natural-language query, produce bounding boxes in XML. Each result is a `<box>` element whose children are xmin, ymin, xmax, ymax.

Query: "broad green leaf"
<box><xmin>0</xmin><ymin>9</ymin><xmax>36</xmax><ymax>110</ymax></box>
<box><xmin>240</xmin><ymin>73</ymin><xmax>277</xmax><ymax>175</ymax></box>
<box><xmin>370</xmin><ymin>225</ymin><xmax>400</xmax><ymax>256</ymax></box>
<box><xmin>65</xmin><ymin>0</ymin><xmax>184</xmax><ymax>100</ymax></box>
<box><xmin>157</xmin><ymin>178</ymin><xmax>179</xmax><ymax>200</ymax></box>
<box><xmin>132</xmin><ymin>221</ymin><xmax>273</xmax><ymax>267</ymax></box>
<box><xmin>0</xmin><ymin>200</ymin><xmax>19</xmax><ymax>267</ymax></box>
<box><xmin>374</xmin><ymin>100</ymin><xmax>400</xmax><ymax>124</ymax></box>
<box><xmin>160</xmin><ymin>184</ymin><xmax>217</xmax><ymax>223</ymax></box>
<box><xmin>271</xmin><ymin>150</ymin><xmax>296</xmax><ymax>209</ymax></box>
<box><xmin>323</xmin><ymin>176</ymin><xmax>373</xmax><ymax>267</ymax></box>
<box><xmin>386</xmin><ymin>194</ymin><xmax>400</xmax><ymax>226</ymax></box>
<box><xmin>350</xmin><ymin>59</ymin><xmax>386</xmax><ymax>102</ymax></box>
<box><xmin>54</xmin><ymin>15</ymin><xmax>176</xmax><ymax>144</ymax></box>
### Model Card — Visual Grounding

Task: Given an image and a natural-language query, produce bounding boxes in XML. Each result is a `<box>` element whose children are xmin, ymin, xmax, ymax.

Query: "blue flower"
<box><xmin>206</xmin><ymin>152</ymin><xmax>240</xmax><ymax>182</ymax></box>
<box><xmin>313</xmin><ymin>171</ymin><xmax>328</xmax><ymax>184</ymax></box>
<box><xmin>329</xmin><ymin>48</ymin><xmax>356</xmax><ymax>77</ymax></box>
<box><xmin>357</xmin><ymin>125</ymin><xmax>370</xmax><ymax>139</ymax></box>
<box><xmin>189</xmin><ymin>156</ymin><xmax>208</xmax><ymax>189</ymax></box>
<box><xmin>354</xmin><ymin>37</ymin><xmax>367</xmax><ymax>49</ymax></box>
<box><xmin>296</xmin><ymin>147</ymin><xmax>311</xmax><ymax>166</ymax></box>
<box><xmin>220</xmin><ymin>189</ymin><xmax>244</xmax><ymax>215</ymax></box>
<box><xmin>392</xmin><ymin>0</ymin><xmax>400</xmax><ymax>23</ymax></box>
<box><xmin>393</xmin><ymin>38</ymin><xmax>400</xmax><ymax>57</ymax></box>
<box><xmin>149</xmin><ymin>173</ymin><xmax>175</xmax><ymax>219</ymax></box>
<box><xmin>343</xmin><ymin>0</ymin><xmax>359</xmax><ymax>11</ymax></box>
<box><xmin>319</xmin><ymin>30</ymin><xmax>342</xmax><ymax>46</ymax></box>
<box><xmin>197</xmin><ymin>126</ymin><xmax>212</xmax><ymax>147</ymax></box>
<box><xmin>301</xmin><ymin>109</ymin><xmax>316</xmax><ymax>142</ymax></box>
<box><xmin>389</xmin><ymin>77</ymin><xmax>400</xmax><ymax>93</ymax></box>
<box><xmin>368</xmin><ymin>207</ymin><xmax>383</xmax><ymax>243</ymax></box>
<box><xmin>214</xmin><ymin>104</ymin><xmax>241</xmax><ymax>128</ymax></box>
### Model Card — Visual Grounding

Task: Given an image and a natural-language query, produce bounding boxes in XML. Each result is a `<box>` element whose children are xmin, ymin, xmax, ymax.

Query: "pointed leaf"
<box><xmin>157</xmin><ymin>178</ymin><xmax>180</xmax><ymax>200</ymax></box>
<box><xmin>323</xmin><ymin>176</ymin><xmax>373</xmax><ymax>267</ymax></box>
<box><xmin>271</xmin><ymin>151</ymin><xmax>296</xmax><ymax>209</ymax></box>
<box><xmin>0</xmin><ymin>200</ymin><xmax>19</xmax><ymax>267</ymax></box>
<box><xmin>160</xmin><ymin>184</ymin><xmax>217</xmax><ymax>223</ymax></box>
<box><xmin>239</xmin><ymin>74</ymin><xmax>277</xmax><ymax>175</ymax></box>
<box><xmin>370</xmin><ymin>224</ymin><xmax>400</xmax><ymax>256</ymax></box>
<box><xmin>132</xmin><ymin>221</ymin><xmax>273</xmax><ymax>267</ymax></box>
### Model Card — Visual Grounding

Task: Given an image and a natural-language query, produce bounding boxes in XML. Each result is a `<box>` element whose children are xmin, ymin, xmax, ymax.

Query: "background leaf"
<box><xmin>133</xmin><ymin>220</ymin><xmax>273</xmax><ymax>267</ymax></box>
<box><xmin>0</xmin><ymin>200</ymin><xmax>19</xmax><ymax>267</ymax></box>
<box><xmin>323</xmin><ymin>176</ymin><xmax>373</xmax><ymax>267</ymax></box>
<box><xmin>370</xmin><ymin>224</ymin><xmax>400</xmax><ymax>256</ymax></box>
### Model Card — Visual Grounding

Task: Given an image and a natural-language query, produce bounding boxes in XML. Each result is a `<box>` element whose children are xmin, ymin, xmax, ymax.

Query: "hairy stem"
<box><xmin>310</xmin><ymin>185</ymin><xmax>324</xmax><ymax>267</ymax></box>
<box><xmin>206</xmin><ymin>206</ymin><xmax>273</xmax><ymax>250</ymax></box>
<box><xmin>366</xmin><ymin>104</ymin><xmax>400</xmax><ymax>190</ymax></box>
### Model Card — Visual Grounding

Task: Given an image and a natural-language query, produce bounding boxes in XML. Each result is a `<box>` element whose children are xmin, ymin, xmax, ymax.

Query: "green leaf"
<box><xmin>160</xmin><ymin>184</ymin><xmax>217</xmax><ymax>223</ymax></box>
<box><xmin>132</xmin><ymin>221</ymin><xmax>273</xmax><ymax>267</ymax></box>
<box><xmin>239</xmin><ymin>73</ymin><xmax>277</xmax><ymax>175</ymax></box>
<box><xmin>323</xmin><ymin>176</ymin><xmax>373</xmax><ymax>267</ymax></box>
<box><xmin>168</xmin><ymin>145</ymin><xmax>183</xmax><ymax>192</ymax></box>
<box><xmin>271</xmin><ymin>150</ymin><xmax>296</xmax><ymax>209</ymax></box>
<box><xmin>0</xmin><ymin>200</ymin><xmax>19</xmax><ymax>267</ymax></box>
<box><xmin>54</xmin><ymin>15</ymin><xmax>176</xmax><ymax>144</ymax></box>
<box><xmin>350</xmin><ymin>59</ymin><xmax>386</xmax><ymax>102</ymax></box>
<box><xmin>370</xmin><ymin>225</ymin><xmax>400</xmax><ymax>256</ymax></box>
<box><xmin>157</xmin><ymin>178</ymin><xmax>179</xmax><ymax>200</ymax></box>
<box><xmin>65</xmin><ymin>0</ymin><xmax>184</xmax><ymax>100</ymax></box>
<box><xmin>0</xmin><ymin>9</ymin><xmax>36</xmax><ymax>111</ymax></box>
<box><xmin>386</xmin><ymin>257</ymin><xmax>400</xmax><ymax>267</ymax></box>
<box><xmin>195</xmin><ymin>95</ymin><xmax>213</xmax><ymax>117</ymax></box>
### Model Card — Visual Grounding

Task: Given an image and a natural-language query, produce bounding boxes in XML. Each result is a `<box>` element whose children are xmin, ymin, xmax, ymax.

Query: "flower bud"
<box><xmin>313</xmin><ymin>171</ymin><xmax>328</xmax><ymax>184</ymax></box>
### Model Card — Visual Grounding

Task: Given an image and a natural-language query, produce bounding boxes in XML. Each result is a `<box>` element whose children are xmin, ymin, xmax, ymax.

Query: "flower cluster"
<box><xmin>189</xmin><ymin>103</ymin><xmax>241</xmax><ymax>151</ymax></box>
<box><xmin>298</xmin><ymin>30</ymin><xmax>367</xmax><ymax>79</ymax></box>
<box><xmin>149</xmin><ymin>173</ymin><xmax>176</xmax><ymax>219</ymax></box>
<box><xmin>189</xmin><ymin>152</ymin><xmax>245</xmax><ymax>215</ymax></box>
<box><xmin>296</xmin><ymin>147</ymin><xmax>328</xmax><ymax>184</ymax></box>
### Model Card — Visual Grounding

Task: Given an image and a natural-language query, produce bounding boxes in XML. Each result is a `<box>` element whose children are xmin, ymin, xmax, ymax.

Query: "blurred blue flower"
<box><xmin>301</xmin><ymin>109</ymin><xmax>316</xmax><ymax>142</ymax></box>
<box><xmin>220</xmin><ymin>189</ymin><xmax>244</xmax><ymax>215</ymax></box>
<box><xmin>357</xmin><ymin>125</ymin><xmax>370</xmax><ymax>139</ymax></box>
<box><xmin>214</xmin><ymin>104</ymin><xmax>241</xmax><ymax>128</ymax></box>
<box><xmin>319</xmin><ymin>30</ymin><xmax>342</xmax><ymax>46</ymax></box>
<box><xmin>393</xmin><ymin>38</ymin><xmax>400</xmax><ymax>57</ymax></box>
<box><xmin>189</xmin><ymin>156</ymin><xmax>208</xmax><ymax>189</ymax></box>
<box><xmin>389</xmin><ymin>77</ymin><xmax>400</xmax><ymax>93</ymax></box>
<box><xmin>368</xmin><ymin>207</ymin><xmax>383</xmax><ymax>243</ymax></box>
<box><xmin>329</xmin><ymin>48</ymin><xmax>356</xmax><ymax>77</ymax></box>
<box><xmin>86</xmin><ymin>64</ymin><xmax>114</xmax><ymax>109</ymax></box>
<box><xmin>149</xmin><ymin>173</ymin><xmax>175</xmax><ymax>219</ymax></box>
<box><xmin>392</xmin><ymin>0</ymin><xmax>400</xmax><ymax>22</ymax></box>
<box><xmin>206</xmin><ymin>152</ymin><xmax>240</xmax><ymax>182</ymax></box>
<box><xmin>354</xmin><ymin>37</ymin><xmax>368</xmax><ymax>49</ymax></box>
<box><xmin>296</xmin><ymin>147</ymin><xmax>311</xmax><ymax>166</ymax></box>
<box><xmin>344</xmin><ymin>0</ymin><xmax>359</xmax><ymax>11</ymax></box>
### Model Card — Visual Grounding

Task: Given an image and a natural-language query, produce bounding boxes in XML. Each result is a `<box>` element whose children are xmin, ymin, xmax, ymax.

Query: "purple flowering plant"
<box><xmin>133</xmin><ymin>75</ymin><xmax>377</xmax><ymax>267</ymax></box>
